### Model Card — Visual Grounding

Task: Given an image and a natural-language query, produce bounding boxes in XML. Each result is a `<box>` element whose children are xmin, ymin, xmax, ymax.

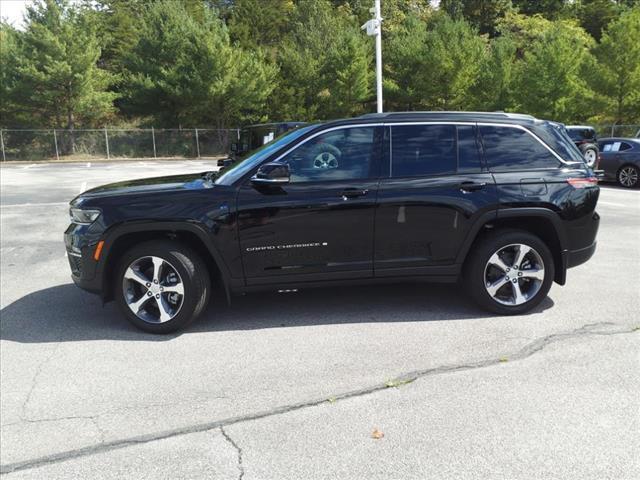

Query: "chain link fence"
<box><xmin>0</xmin><ymin>128</ymin><xmax>240</xmax><ymax>162</ymax></box>
<box><xmin>594</xmin><ymin>125</ymin><xmax>640</xmax><ymax>138</ymax></box>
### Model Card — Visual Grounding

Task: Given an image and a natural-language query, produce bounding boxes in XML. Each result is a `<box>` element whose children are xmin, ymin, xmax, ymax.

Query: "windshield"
<box><xmin>215</xmin><ymin>125</ymin><xmax>317</xmax><ymax>186</ymax></box>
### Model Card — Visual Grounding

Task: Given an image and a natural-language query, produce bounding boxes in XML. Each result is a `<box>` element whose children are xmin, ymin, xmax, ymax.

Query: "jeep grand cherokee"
<box><xmin>65</xmin><ymin>112</ymin><xmax>600</xmax><ymax>333</ymax></box>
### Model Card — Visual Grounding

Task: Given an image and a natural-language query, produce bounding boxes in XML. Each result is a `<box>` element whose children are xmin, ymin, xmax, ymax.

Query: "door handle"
<box><xmin>459</xmin><ymin>181</ymin><xmax>486</xmax><ymax>193</ymax></box>
<box><xmin>340</xmin><ymin>188</ymin><xmax>369</xmax><ymax>200</ymax></box>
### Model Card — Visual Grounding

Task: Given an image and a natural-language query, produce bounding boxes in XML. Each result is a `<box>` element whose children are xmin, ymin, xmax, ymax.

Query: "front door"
<box><xmin>237</xmin><ymin>126</ymin><xmax>383</xmax><ymax>285</ymax></box>
<box><xmin>374</xmin><ymin>123</ymin><xmax>498</xmax><ymax>277</ymax></box>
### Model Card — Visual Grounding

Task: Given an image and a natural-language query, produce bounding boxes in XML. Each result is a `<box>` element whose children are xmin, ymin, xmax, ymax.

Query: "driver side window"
<box><xmin>282</xmin><ymin>127</ymin><xmax>377</xmax><ymax>183</ymax></box>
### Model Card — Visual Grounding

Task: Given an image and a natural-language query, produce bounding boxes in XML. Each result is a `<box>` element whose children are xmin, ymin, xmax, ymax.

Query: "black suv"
<box><xmin>65</xmin><ymin>112</ymin><xmax>600</xmax><ymax>333</ymax></box>
<box><xmin>565</xmin><ymin>125</ymin><xmax>599</xmax><ymax>168</ymax></box>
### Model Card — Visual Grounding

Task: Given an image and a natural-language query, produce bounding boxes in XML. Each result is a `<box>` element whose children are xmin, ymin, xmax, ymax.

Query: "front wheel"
<box><xmin>617</xmin><ymin>165</ymin><xmax>639</xmax><ymax>188</ymax></box>
<box><xmin>465</xmin><ymin>230</ymin><xmax>555</xmax><ymax>315</ymax></box>
<box><xmin>115</xmin><ymin>240</ymin><xmax>211</xmax><ymax>333</ymax></box>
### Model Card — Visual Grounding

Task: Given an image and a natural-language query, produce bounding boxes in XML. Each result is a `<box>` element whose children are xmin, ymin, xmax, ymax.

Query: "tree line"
<box><xmin>1</xmin><ymin>0</ymin><xmax>639</xmax><ymax>132</ymax></box>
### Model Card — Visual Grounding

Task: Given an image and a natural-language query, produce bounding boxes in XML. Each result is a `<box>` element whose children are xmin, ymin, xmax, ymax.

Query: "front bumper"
<box><xmin>64</xmin><ymin>224</ymin><xmax>104</xmax><ymax>295</ymax></box>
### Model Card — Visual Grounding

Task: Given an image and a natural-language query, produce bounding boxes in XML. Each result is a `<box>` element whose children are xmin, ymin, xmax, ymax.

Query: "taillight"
<box><xmin>567</xmin><ymin>177</ymin><xmax>598</xmax><ymax>189</ymax></box>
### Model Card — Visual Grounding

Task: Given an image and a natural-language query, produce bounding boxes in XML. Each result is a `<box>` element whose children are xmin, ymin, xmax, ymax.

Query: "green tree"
<box><xmin>269</xmin><ymin>0</ymin><xmax>372</xmax><ymax>120</ymax></box>
<box><xmin>386</xmin><ymin>14</ymin><xmax>487</xmax><ymax>110</ymax></box>
<box><xmin>121</xmin><ymin>1</ymin><xmax>276</xmax><ymax>128</ymax></box>
<box><xmin>578</xmin><ymin>0</ymin><xmax>623</xmax><ymax>41</ymax></box>
<box><xmin>0</xmin><ymin>22</ymin><xmax>21</xmax><ymax>127</ymax></box>
<box><xmin>512</xmin><ymin>0</ymin><xmax>568</xmax><ymax>19</ymax></box>
<box><xmin>513</xmin><ymin>22</ymin><xmax>595</xmax><ymax>121</ymax></box>
<box><xmin>471</xmin><ymin>35</ymin><xmax>518</xmax><ymax>111</ymax></box>
<box><xmin>227</xmin><ymin>0</ymin><xmax>295</xmax><ymax>49</ymax></box>
<box><xmin>5</xmin><ymin>0</ymin><xmax>116</xmax><ymax>133</ymax></box>
<box><xmin>590</xmin><ymin>8</ymin><xmax>640</xmax><ymax>123</ymax></box>
<box><xmin>441</xmin><ymin>0</ymin><xmax>513</xmax><ymax>36</ymax></box>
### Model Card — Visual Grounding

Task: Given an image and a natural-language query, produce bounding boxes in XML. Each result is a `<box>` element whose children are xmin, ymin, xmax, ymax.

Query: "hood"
<box><xmin>74</xmin><ymin>172</ymin><xmax>216</xmax><ymax>201</ymax></box>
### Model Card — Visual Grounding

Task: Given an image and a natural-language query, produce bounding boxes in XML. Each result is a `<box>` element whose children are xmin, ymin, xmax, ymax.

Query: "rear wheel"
<box><xmin>115</xmin><ymin>240</ymin><xmax>211</xmax><ymax>333</ymax></box>
<box><xmin>617</xmin><ymin>165</ymin><xmax>639</xmax><ymax>188</ymax></box>
<box><xmin>465</xmin><ymin>230</ymin><xmax>555</xmax><ymax>315</ymax></box>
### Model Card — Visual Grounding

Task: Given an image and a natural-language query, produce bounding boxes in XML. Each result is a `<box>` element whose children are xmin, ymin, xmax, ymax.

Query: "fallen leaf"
<box><xmin>499</xmin><ymin>357</ymin><xmax>509</xmax><ymax>363</ymax></box>
<box><xmin>371</xmin><ymin>428</ymin><xmax>384</xmax><ymax>439</ymax></box>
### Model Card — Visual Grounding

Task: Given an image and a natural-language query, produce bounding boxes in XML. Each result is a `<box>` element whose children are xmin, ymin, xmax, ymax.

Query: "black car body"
<box><xmin>65</xmin><ymin>112</ymin><xmax>600</xmax><ymax>333</ymax></box>
<box><xmin>597</xmin><ymin>137</ymin><xmax>640</xmax><ymax>188</ymax></box>
<box><xmin>565</xmin><ymin>125</ymin><xmax>599</xmax><ymax>167</ymax></box>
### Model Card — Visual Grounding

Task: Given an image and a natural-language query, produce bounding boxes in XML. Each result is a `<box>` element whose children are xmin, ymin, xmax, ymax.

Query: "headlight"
<box><xmin>70</xmin><ymin>208</ymin><xmax>101</xmax><ymax>225</ymax></box>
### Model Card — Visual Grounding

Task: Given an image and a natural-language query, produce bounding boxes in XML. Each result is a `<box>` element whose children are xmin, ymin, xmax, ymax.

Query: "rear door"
<box><xmin>479</xmin><ymin>124</ymin><xmax>566</xmax><ymax>204</ymax></box>
<box><xmin>373</xmin><ymin>123</ymin><xmax>498</xmax><ymax>277</ymax></box>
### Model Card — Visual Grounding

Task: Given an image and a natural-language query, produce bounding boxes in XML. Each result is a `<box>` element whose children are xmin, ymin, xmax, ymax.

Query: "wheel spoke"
<box><xmin>163</xmin><ymin>283</ymin><xmax>184</xmax><ymax>295</ymax></box>
<box><xmin>520</xmin><ymin>267</ymin><xmax>544</xmax><ymax>281</ymax></box>
<box><xmin>155</xmin><ymin>296</ymin><xmax>173</xmax><ymax>322</ymax></box>
<box><xmin>486</xmin><ymin>276</ymin><xmax>509</xmax><ymax>297</ymax></box>
<box><xmin>124</xmin><ymin>267</ymin><xmax>150</xmax><ymax>287</ymax></box>
<box><xmin>512</xmin><ymin>281</ymin><xmax>526</xmax><ymax>305</ymax></box>
<box><xmin>151</xmin><ymin>257</ymin><xmax>164</xmax><ymax>282</ymax></box>
<box><xmin>488</xmin><ymin>252</ymin><xmax>510</xmax><ymax>273</ymax></box>
<box><xmin>512</xmin><ymin>245</ymin><xmax>531</xmax><ymax>270</ymax></box>
<box><xmin>130</xmin><ymin>294</ymin><xmax>152</xmax><ymax>313</ymax></box>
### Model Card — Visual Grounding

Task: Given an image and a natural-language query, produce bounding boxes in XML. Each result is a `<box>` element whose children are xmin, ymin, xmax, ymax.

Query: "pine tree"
<box><xmin>591</xmin><ymin>8</ymin><xmax>640</xmax><ymax>123</ymax></box>
<box><xmin>7</xmin><ymin>0</ymin><xmax>116</xmax><ymax>133</ymax></box>
<box><xmin>121</xmin><ymin>1</ymin><xmax>276</xmax><ymax>128</ymax></box>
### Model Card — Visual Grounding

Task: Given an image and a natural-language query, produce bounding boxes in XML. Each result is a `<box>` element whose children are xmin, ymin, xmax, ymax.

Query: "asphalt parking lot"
<box><xmin>1</xmin><ymin>160</ymin><xmax>639</xmax><ymax>479</ymax></box>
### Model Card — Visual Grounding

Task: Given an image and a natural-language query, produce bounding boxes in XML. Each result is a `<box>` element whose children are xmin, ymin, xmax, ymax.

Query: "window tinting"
<box><xmin>457</xmin><ymin>125</ymin><xmax>481</xmax><ymax>172</ymax></box>
<box><xmin>391</xmin><ymin>125</ymin><xmax>456</xmax><ymax>177</ymax></box>
<box><xmin>620</xmin><ymin>142</ymin><xmax>633</xmax><ymax>151</ymax></box>
<box><xmin>480</xmin><ymin>126</ymin><xmax>561</xmax><ymax>170</ymax></box>
<box><xmin>282</xmin><ymin>127</ymin><xmax>377</xmax><ymax>183</ymax></box>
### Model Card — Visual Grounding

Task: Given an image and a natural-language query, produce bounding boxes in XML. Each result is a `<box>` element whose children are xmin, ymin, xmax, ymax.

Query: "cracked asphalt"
<box><xmin>1</xmin><ymin>161</ymin><xmax>639</xmax><ymax>479</ymax></box>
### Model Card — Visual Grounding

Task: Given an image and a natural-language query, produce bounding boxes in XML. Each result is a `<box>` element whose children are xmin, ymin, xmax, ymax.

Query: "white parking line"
<box><xmin>0</xmin><ymin>202</ymin><xmax>68</xmax><ymax>208</ymax></box>
<box><xmin>79</xmin><ymin>182</ymin><xmax>87</xmax><ymax>193</ymax></box>
<box><xmin>598</xmin><ymin>201</ymin><xmax>627</xmax><ymax>207</ymax></box>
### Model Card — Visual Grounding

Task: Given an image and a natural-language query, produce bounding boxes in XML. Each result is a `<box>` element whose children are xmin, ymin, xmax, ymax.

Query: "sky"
<box><xmin>0</xmin><ymin>0</ymin><xmax>30</xmax><ymax>29</ymax></box>
<box><xmin>1</xmin><ymin>0</ymin><xmax>443</xmax><ymax>30</ymax></box>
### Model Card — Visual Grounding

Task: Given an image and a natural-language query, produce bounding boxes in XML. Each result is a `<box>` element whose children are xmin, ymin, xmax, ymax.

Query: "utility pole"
<box><xmin>362</xmin><ymin>0</ymin><xmax>383</xmax><ymax>113</ymax></box>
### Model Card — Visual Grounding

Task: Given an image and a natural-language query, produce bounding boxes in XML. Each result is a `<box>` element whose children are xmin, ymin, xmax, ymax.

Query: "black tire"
<box><xmin>464</xmin><ymin>229</ymin><xmax>555</xmax><ymax>315</ymax></box>
<box><xmin>617</xmin><ymin>164</ymin><xmax>639</xmax><ymax>188</ymax></box>
<box><xmin>115</xmin><ymin>240</ymin><xmax>211</xmax><ymax>333</ymax></box>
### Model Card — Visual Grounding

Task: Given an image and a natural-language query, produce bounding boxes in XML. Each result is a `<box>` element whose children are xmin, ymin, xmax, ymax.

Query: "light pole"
<box><xmin>362</xmin><ymin>0</ymin><xmax>383</xmax><ymax>113</ymax></box>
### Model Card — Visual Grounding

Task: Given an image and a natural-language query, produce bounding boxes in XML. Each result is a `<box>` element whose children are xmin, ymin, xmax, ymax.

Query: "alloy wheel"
<box><xmin>483</xmin><ymin>243</ymin><xmax>545</xmax><ymax>306</ymax></box>
<box><xmin>619</xmin><ymin>166</ymin><xmax>638</xmax><ymax>188</ymax></box>
<box><xmin>122</xmin><ymin>256</ymin><xmax>184</xmax><ymax>324</ymax></box>
<box><xmin>584</xmin><ymin>149</ymin><xmax>597</xmax><ymax>167</ymax></box>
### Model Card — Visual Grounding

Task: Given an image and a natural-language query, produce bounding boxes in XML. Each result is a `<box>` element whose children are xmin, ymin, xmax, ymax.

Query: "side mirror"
<box><xmin>251</xmin><ymin>162</ymin><xmax>290</xmax><ymax>185</ymax></box>
<box><xmin>217</xmin><ymin>158</ymin><xmax>233</xmax><ymax>167</ymax></box>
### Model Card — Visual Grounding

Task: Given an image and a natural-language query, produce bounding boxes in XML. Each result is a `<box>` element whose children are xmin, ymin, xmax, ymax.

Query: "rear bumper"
<box><xmin>564</xmin><ymin>241</ymin><xmax>597</xmax><ymax>270</ymax></box>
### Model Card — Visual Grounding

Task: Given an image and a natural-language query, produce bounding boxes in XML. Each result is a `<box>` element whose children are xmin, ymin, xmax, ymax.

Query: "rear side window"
<box><xmin>391</xmin><ymin>125</ymin><xmax>457</xmax><ymax>177</ymax></box>
<box><xmin>480</xmin><ymin>126</ymin><xmax>561</xmax><ymax>170</ymax></box>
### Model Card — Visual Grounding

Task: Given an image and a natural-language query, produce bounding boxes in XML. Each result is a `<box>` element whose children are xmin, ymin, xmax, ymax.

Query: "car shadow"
<box><xmin>0</xmin><ymin>282</ymin><xmax>554</xmax><ymax>344</ymax></box>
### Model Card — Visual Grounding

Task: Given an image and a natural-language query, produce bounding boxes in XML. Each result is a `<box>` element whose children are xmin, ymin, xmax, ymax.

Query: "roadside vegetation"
<box><xmin>1</xmin><ymin>0</ymin><xmax>639</xmax><ymax>131</ymax></box>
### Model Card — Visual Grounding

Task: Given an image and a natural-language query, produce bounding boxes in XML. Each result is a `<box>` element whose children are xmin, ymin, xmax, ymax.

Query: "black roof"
<box><xmin>321</xmin><ymin>111</ymin><xmax>540</xmax><ymax>128</ymax></box>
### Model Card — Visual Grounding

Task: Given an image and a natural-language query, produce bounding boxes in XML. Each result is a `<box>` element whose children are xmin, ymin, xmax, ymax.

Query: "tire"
<box><xmin>464</xmin><ymin>229</ymin><xmax>555</xmax><ymax>315</ymax></box>
<box><xmin>617</xmin><ymin>164</ymin><xmax>639</xmax><ymax>188</ymax></box>
<box><xmin>583</xmin><ymin>146</ymin><xmax>598</xmax><ymax>168</ymax></box>
<box><xmin>115</xmin><ymin>240</ymin><xmax>211</xmax><ymax>333</ymax></box>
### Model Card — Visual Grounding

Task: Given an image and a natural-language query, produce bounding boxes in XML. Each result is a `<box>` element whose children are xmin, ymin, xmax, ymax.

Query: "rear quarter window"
<box><xmin>480</xmin><ymin>125</ymin><xmax>561</xmax><ymax>171</ymax></box>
